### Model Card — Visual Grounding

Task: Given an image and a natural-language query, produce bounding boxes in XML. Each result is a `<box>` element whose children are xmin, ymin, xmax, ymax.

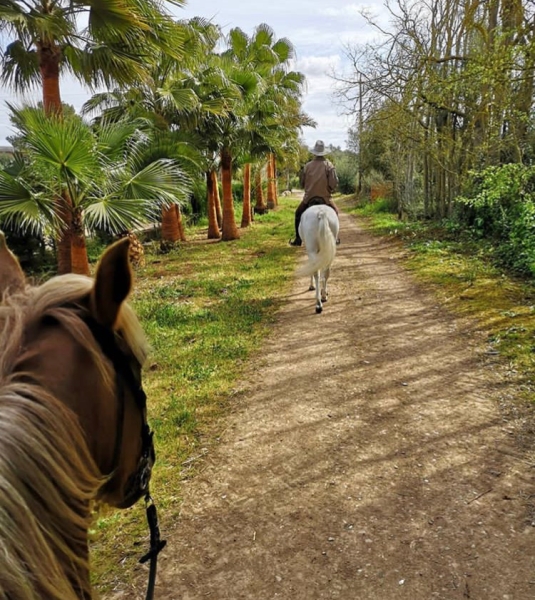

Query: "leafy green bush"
<box><xmin>360</xmin><ymin>197</ymin><xmax>395</xmax><ymax>214</ymax></box>
<box><xmin>188</xmin><ymin>178</ymin><xmax>208</xmax><ymax>223</ymax></box>
<box><xmin>232</xmin><ymin>181</ymin><xmax>243</xmax><ymax>202</ymax></box>
<box><xmin>456</xmin><ymin>163</ymin><xmax>535</xmax><ymax>276</ymax></box>
<box><xmin>333</xmin><ymin>153</ymin><xmax>358</xmax><ymax>194</ymax></box>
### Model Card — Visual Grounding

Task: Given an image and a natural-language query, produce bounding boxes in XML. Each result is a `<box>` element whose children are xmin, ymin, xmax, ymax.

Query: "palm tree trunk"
<box><xmin>71</xmin><ymin>208</ymin><xmax>90</xmax><ymax>276</ymax></box>
<box><xmin>39</xmin><ymin>42</ymin><xmax>62</xmax><ymax>114</ymax></box>
<box><xmin>55</xmin><ymin>193</ymin><xmax>73</xmax><ymax>274</ymax></box>
<box><xmin>266</xmin><ymin>155</ymin><xmax>276</xmax><ymax>210</ymax></box>
<box><xmin>241</xmin><ymin>163</ymin><xmax>252</xmax><ymax>228</ymax></box>
<box><xmin>176</xmin><ymin>205</ymin><xmax>187</xmax><ymax>242</ymax></box>
<box><xmin>254</xmin><ymin>166</ymin><xmax>267</xmax><ymax>214</ymax></box>
<box><xmin>214</xmin><ymin>170</ymin><xmax>223</xmax><ymax>229</ymax></box>
<box><xmin>220</xmin><ymin>148</ymin><xmax>239</xmax><ymax>241</ymax></box>
<box><xmin>161</xmin><ymin>205</ymin><xmax>181</xmax><ymax>242</ymax></box>
<box><xmin>40</xmin><ymin>42</ymin><xmax>77</xmax><ymax>273</ymax></box>
<box><xmin>207</xmin><ymin>170</ymin><xmax>221</xmax><ymax>239</ymax></box>
<box><xmin>271</xmin><ymin>153</ymin><xmax>279</xmax><ymax>207</ymax></box>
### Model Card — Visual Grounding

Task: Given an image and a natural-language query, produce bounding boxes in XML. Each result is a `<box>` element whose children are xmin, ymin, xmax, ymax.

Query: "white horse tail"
<box><xmin>296</xmin><ymin>209</ymin><xmax>337</xmax><ymax>277</ymax></box>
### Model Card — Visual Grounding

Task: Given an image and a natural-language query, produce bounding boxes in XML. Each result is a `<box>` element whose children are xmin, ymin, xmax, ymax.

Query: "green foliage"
<box><xmin>288</xmin><ymin>175</ymin><xmax>300</xmax><ymax>190</ymax></box>
<box><xmin>0</xmin><ymin>153</ymin><xmax>13</xmax><ymax>168</ymax></box>
<box><xmin>188</xmin><ymin>178</ymin><xmax>208</xmax><ymax>223</ymax></box>
<box><xmin>231</xmin><ymin>180</ymin><xmax>244</xmax><ymax>202</ymax></box>
<box><xmin>1</xmin><ymin>230</ymin><xmax>55</xmax><ymax>274</ymax></box>
<box><xmin>332</xmin><ymin>150</ymin><xmax>358</xmax><ymax>194</ymax></box>
<box><xmin>0</xmin><ymin>107</ymin><xmax>192</xmax><ymax>237</ymax></box>
<box><xmin>456</xmin><ymin>164</ymin><xmax>535</xmax><ymax>276</ymax></box>
<box><xmin>84</xmin><ymin>236</ymin><xmax>109</xmax><ymax>264</ymax></box>
<box><xmin>359</xmin><ymin>197</ymin><xmax>396</xmax><ymax>215</ymax></box>
<box><xmin>0</xmin><ymin>0</ymin><xmax>186</xmax><ymax>93</ymax></box>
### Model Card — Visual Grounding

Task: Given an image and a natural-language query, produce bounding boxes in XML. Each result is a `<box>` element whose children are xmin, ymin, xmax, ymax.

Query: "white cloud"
<box><xmin>321</xmin><ymin>3</ymin><xmax>373</xmax><ymax>18</ymax></box>
<box><xmin>296</xmin><ymin>55</ymin><xmax>341</xmax><ymax>77</ymax></box>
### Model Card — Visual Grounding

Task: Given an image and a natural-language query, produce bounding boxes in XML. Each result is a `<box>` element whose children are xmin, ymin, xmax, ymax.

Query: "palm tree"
<box><xmin>0</xmin><ymin>1</ymin><xmax>185</xmax><ymax>111</ymax></box>
<box><xmin>0</xmin><ymin>0</ymin><xmax>185</xmax><ymax>271</ymax></box>
<box><xmin>82</xmin><ymin>18</ymin><xmax>236</xmax><ymax>243</ymax></box>
<box><xmin>222</xmin><ymin>24</ymin><xmax>313</xmax><ymax>223</ymax></box>
<box><xmin>0</xmin><ymin>107</ymin><xmax>190</xmax><ymax>274</ymax></box>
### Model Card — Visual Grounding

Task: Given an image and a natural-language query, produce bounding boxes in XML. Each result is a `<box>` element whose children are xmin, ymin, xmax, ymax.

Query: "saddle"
<box><xmin>305</xmin><ymin>196</ymin><xmax>328</xmax><ymax>209</ymax></box>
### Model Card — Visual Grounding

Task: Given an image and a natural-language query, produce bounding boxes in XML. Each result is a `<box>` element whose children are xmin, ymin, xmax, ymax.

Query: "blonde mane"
<box><xmin>0</xmin><ymin>273</ymin><xmax>149</xmax><ymax>600</ymax></box>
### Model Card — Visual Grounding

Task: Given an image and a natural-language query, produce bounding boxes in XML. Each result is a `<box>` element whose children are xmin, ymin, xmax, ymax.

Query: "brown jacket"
<box><xmin>299</xmin><ymin>157</ymin><xmax>338</xmax><ymax>202</ymax></box>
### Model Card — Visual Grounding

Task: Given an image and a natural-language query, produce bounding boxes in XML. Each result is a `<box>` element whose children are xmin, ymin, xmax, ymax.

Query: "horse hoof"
<box><xmin>321</xmin><ymin>297</ymin><xmax>327</xmax><ymax>303</ymax></box>
<box><xmin>309</xmin><ymin>285</ymin><xmax>315</xmax><ymax>291</ymax></box>
<box><xmin>315</xmin><ymin>306</ymin><xmax>322</xmax><ymax>314</ymax></box>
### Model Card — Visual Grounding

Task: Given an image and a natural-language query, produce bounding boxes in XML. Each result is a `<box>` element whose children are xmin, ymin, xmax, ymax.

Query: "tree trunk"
<box><xmin>39</xmin><ymin>41</ymin><xmax>74</xmax><ymax>273</ymax></box>
<box><xmin>220</xmin><ymin>148</ymin><xmax>239</xmax><ymax>241</ymax></box>
<box><xmin>266</xmin><ymin>155</ymin><xmax>276</xmax><ymax>209</ymax></box>
<box><xmin>118</xmin><ymin>231</ymin><xmax>145</xmax><ymax>267</ymax></box>
<box><xmin>241</xmin><ymin>163</ymin><xmax>252</xmax><ymax>228</ymax></box>
<box><xmin>161</xmin><ymin>205</ymin><xmax>181</xmax><ymax>242</ymax></box>
<box><xmin>254</xmin><ymin>166</ymin><xmax>267</xmax><ymax>214</ymax></box>
<box><xmin>176</xmin><ymin>205</ymin><xmax>187</xmax><ymax>242</ymax></box>
<box><xmin>214</xmin><ymin>170</ymin><xmax>223</xmax><ymax>229</ymax></box>
<box><xmin>271</xmin><ymin>154</ymin><xmax>279</xmax><ymax>206</ymax></box>
<box><xmin>55</xmin><ymin>192</ymin><xmax>73</xmax><ymax>274</ymax></box>
<box><xmin>207</xmin><ymin>170</ymin><xmax>221</xmax><ymax>239</ymax></box>
<box><xmin>39</xmin><ymin>42</ymin><xmax>62</xmax><ymax>115</ymax></box>
<box><xmin>71</xmin><ymin>208</ymin><xmax>90</xmax><ymax>276</ymax></box>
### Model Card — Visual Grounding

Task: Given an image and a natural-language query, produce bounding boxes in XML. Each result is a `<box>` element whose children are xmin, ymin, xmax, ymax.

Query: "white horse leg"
<box><xmin>314</xmin><ymin>271</ymin><xmax>322</xmax><ymax>313</ymax></box>
<box><xmin>321</xmin><ymin>267</ymin><xmax>330</xmax><ymax>302</ymax></box>
<box><xmin>309</xmin><ymin>275</ymin><xmax>315</xmax><ymax>291</ymax></box>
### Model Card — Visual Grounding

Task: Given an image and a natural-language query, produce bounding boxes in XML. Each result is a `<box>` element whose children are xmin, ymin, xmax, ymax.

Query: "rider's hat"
<box><xmin>311</xmin><ymin>140</ymin><xmax>327</xmax><ymax>156</ymax></box>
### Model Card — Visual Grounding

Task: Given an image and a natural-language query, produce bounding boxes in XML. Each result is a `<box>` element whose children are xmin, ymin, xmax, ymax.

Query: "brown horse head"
<box><xmin>0</xmin><ymin>236</ymin><xmax>153</xmax><ymax>599</ymax></box>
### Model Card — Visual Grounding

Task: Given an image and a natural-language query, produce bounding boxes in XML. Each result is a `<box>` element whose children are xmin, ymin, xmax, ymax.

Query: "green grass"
<box><xmin>90</xmin><ymin>199</ymin><xmax>298</xmax><ymax>593</ymax></box>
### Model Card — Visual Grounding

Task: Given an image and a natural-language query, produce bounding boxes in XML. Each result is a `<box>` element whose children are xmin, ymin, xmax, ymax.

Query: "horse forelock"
<box><xmin>0</xmin><ymin>273</ymin><xmax>148</xmax><ymax>600</ymax></box>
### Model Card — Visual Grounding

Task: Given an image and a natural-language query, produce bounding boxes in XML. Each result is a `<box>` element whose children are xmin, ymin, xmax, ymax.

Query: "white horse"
<box><xmin>296</xmin><ymin>204</ymin><xmax>340</xmax><ymax>313</ymax></box>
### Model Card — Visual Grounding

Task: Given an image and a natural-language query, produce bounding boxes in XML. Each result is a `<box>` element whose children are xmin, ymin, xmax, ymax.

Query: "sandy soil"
<box><xmin>122</xmin><ymin>207</ymin><xmax>535</xmax><ymax>599</ymax></box>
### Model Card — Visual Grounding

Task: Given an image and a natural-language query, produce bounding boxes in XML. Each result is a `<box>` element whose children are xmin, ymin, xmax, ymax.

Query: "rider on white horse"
<box><xmin>290</xmin><ymin>140</ymin><xmax>340</xmax><ymax>247</ymax></box>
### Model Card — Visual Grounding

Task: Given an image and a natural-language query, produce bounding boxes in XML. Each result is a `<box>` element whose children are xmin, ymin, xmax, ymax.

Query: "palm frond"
<box><xmin>163</xmin><ymin>86</ymin><xmax>200</xmax><ymax>112</ymax></box>
<box><xmin>0</xmin><ymin>170</ymin><xmax>58</xmax><ymax>235</ymax></box>
<box><xmin>122</xmin><ymin>159</ymin><xmax>192</xmax><ymax>207</ymax></box>
<box><xmin>0</xmin><ymin>40</ymin><xmax>40</xmax><ymax>90</ymax></box>
<box><xmin>13</xmin><ymin>108</ymin><xmax>98</xmax><ymax>184</ymax></box>
<box><xmin>95</xmin><ymin>119</ymin><xmax>140</xmax><ymax>162</ymax></box>
<box><xmin>82</xmin><ymin>197</ymin><xmax>153</xmax><ymax>234</ymax></box>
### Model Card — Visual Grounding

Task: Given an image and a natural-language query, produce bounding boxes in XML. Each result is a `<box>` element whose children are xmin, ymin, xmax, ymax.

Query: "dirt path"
<box><xmin>137</xmin><ymin>210</ymin><xmax>535</xmax><ymax>599</ymax></box>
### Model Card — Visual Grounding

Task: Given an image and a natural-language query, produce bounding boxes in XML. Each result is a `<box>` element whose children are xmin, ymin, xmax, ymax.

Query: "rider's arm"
<box><xmin>327</xmin><ymin>163</ymin><xmax>339</xmax><ymax>194</ymax></box>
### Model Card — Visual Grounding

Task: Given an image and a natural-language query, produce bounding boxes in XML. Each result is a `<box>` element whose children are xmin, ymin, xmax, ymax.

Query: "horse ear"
<box><xmin>0</xmin><ymin>231</ymin><xmax>25</xmax><ymax>296</ymax></box>
<box><xmin>90</xmin><ymin>238</ymin><xmax>132</xmax><ymax>328</ymax></box>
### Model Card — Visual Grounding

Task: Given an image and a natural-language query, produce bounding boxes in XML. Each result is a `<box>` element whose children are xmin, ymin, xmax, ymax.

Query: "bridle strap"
<box><xmin>82</xmin><ymin>316</ymin><xmax>152</xmax><ymax>478</ymax></box>
<box><xmin>139</xmin><ymin>493</ymin><xmax>167</xmax><ymax>600</ymax></box>
<box><xmin>108</xmin><ymin>373</ymin><xmax>126</xmax><ymax>480</ymax></box>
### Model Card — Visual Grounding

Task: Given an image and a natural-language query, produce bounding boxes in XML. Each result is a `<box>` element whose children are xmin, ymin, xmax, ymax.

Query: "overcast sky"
<box><xmin>0</xmin><ymin>1</ymin><xmax>388</xmax><ymax>150</ymax></box>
